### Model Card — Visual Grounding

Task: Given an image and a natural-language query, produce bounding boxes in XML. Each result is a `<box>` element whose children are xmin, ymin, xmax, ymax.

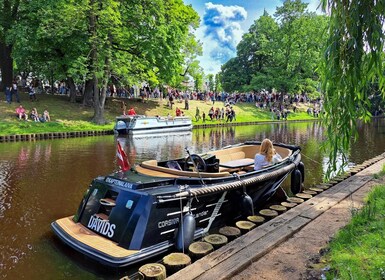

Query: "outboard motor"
<box><xmin>175</xmin><ymin>212</ymin><xmax>196</xmax><ymax>252</ymax></box>
<box><xmin>291</xmin><ymin>169</ymin><xmax>303</xmax><ymax>194</ymax></box>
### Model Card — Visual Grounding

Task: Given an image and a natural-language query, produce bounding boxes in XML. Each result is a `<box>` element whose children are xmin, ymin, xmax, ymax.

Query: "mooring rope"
<box><xmin>300</xmin><ymin>152</ymin><xmax>322</xmax><ymax>164</ymax></box>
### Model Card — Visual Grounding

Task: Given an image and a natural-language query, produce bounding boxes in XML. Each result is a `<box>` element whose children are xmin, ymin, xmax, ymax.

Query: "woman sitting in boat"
<box><xmin>254</xmin><ymin>139</ymin><xmax>282</xmax><ymax>171</ymax></box>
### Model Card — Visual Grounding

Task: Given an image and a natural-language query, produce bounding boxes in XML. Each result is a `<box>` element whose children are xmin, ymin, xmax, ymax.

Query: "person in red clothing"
<box><xmin>16</xmin><ymin>105</ymin><xmax>28</xmax><ymax>120</ymax></box>
<box><xmin>127</xmin><ymin>107</ymin><xmax>136</xmax><ymax>116</ymax></box>
<box><xmin>175</xmin><ymin>107</ymin><xmax>182</xmax><ymax>117</ymax></box>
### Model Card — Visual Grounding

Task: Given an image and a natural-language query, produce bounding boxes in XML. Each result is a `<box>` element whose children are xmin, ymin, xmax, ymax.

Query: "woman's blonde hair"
<box><xmin>259</xmin><ymin>138</ymin><xmax>274</xmax><ymax>162</ymax></box>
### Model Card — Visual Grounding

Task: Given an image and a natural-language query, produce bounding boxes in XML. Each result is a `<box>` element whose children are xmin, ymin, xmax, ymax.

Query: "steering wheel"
<box><xmin>187</xmin><ymin>154</ymin><xmax>207</xmax><ymax>172</ymax></box>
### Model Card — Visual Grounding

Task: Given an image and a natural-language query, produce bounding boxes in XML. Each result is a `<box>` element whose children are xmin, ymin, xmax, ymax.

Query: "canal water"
<box><xmin>1</xmin><ymin>119</ymin><xmax>385</xmax><ymax>279</ymax></box>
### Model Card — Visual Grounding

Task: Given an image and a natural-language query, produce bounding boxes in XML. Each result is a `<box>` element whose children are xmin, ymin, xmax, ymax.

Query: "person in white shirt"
<box><xmin>254</xmin><ymin>139</ymin><xmax>282</xmax><ymax>171</ymax></box>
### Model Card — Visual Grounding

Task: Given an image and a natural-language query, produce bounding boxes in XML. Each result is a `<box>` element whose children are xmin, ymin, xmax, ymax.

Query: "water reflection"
<box><xmin>0</xmin><ymin>119</ymin><xmax>384</xmax><ymax>279</ymax></box>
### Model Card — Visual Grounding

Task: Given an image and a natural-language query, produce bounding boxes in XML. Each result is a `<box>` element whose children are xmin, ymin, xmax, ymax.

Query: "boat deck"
<box><xmin>55</xmin><ymin>216</ymin><xmax>137</xmax><ymax>258</ymax></box>
<box><xmin>135</xmin><ymin>144</ymin><xmax>292</xmax><ymax>178</ymax></box>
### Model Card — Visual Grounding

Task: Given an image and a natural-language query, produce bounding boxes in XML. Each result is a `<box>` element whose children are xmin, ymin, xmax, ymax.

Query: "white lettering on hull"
<box><xmin>158</xmin><ymin>217</ymin><xmax>179</xmax><ymax>229</ymax></box>
<box><xmin>87</xmin><ymin>215</ymin><xmax>116</xmax><ymax>238</ymax></box>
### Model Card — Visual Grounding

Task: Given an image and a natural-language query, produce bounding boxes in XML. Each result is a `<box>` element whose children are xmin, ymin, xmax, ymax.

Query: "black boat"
<box><xmin>51</xmin><ymin>141</ymin><xmax>304</xmax><ymax>267</ymax></box>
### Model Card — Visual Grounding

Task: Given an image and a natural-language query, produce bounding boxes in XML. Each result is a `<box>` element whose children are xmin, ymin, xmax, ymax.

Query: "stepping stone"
<box><xmin>188</xmin><ymin>241</ymin><xmax>214</xmax><ymax>260</ymax></box>
<box><xmin>309</xmin><ymin>187</ymin><xmax>324</xmax><ymax>193</ymax></box>
<box><xmin>203</xmin><ymin>234</ymin><xmax>228</xmax><ymax>249</ymax></box>
<box><xmin>247</xmin><ymin>215</ymin><xmax>265</xmax><ymax>224</ymax></box>
<box><xmin>259</xmin><ymin>209</ymin><xmax>279</xmax><ymax>219</ymax></box>
<box><xmin>302</xmin><ymin>190</ymin><xmax>317</xmax><ymax>195</ymax></box>
<box><xmin>287</xmin><ymin>197</ymin><xmax>304</xmax><ymax>204</ymax></box>
<box><xmin>269</xmin><ymin>204</ymin><xmax>287</xmax><ymax>212</ymax></box>
<box><xmin>163</xmin><ymin>253</ymin><xmax>191</xmax><ymax>275</ymax></box>
<box><xmin>328</xmin><ymin>180</ymin><xmax>339</xmax><ymax>185</ymax></box>
<box><xmin>281</xmin><ymin>201</ymin><xmax>297</xmax><ymax>208</ymax></box>
<box><xmin>295</xmin><ymin>193</ymin><xmax>313</xmax><ymax>200</ymax></box>
<box><xmin>138</xmin><ymin>263</ymin><xmax>167</xmax><ymax>280</ymax></box>
<box><xmin>218</xmin><ymin>226</ymin><xmax>241</xmax><ymax>240</ymax></box>
<box><xmin>236</xmin><ymin>220</ymin><xmax>256</xmax><ymax>233</ymax></box>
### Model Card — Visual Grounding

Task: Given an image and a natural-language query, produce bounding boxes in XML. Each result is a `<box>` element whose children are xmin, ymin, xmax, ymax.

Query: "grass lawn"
<box><xmin>0</xmin><ymin>91</ymin><xmax>317</xmax><ymax>136</ymax></box>
<box><xmin>324</xmin><ymin>165</ymin><xmax>385</xmax><ymax>279</ymax></box>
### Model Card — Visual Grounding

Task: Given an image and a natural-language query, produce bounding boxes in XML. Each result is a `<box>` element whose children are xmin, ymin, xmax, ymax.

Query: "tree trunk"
<box><xmin>82</xmin><ymin>79</ymin><xmax>94</xmax><ymax>106</ymax></box>
<box><xmin>67</xmin><ymin>77</ymin><xmax>77</xmax><ymax>103</ymax></box>
<box><xmin>92</xmin><ymin>80</ymin><xmax>108</xmax><ymax>124</ymax></box>
<box><xmin>88</xmin><ymin>0</ymin><xmax>107</xmax><ymax>125</ymax></box>
<box><xmin>0</xmin><ymin>41</ymin><xmax>13</xmax><ymax>90</ymax></box>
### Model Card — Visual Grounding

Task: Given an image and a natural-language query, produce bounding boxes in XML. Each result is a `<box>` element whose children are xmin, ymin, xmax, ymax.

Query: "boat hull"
<box><xmin>114</xmin><ymin>115</ymin><xmax>193</xmax><ymax>135</ymax></box>
<box><xmin>51</xmin><ymin>142</ymin><xmax>303</xmax><ymax>267</ymax></box>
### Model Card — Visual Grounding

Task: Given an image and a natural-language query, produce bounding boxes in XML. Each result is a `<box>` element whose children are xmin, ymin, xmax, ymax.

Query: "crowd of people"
<box><xmin>3</xmin><ymin>77</ymin><xmax>328</xmax><ymax>130</ymax></box>
<box><xmin>15</xmin><ymin>104</ymin><xmax>50</xmax><ymax>122</ymax></box>
<box><xmin>193</xmin><ymin>105</ymin><xmax>236</xmax><ymax>123</ymax></box>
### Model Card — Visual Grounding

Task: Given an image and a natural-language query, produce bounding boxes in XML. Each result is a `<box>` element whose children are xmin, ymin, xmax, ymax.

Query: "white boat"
<box><xmin>114</xmin><ymin>115</ymin><xmax>193</xmax><ymax>135</ymax></box>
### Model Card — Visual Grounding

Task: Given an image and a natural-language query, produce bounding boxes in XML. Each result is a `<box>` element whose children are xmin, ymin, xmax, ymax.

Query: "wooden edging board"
<box><xmin>166</xmin><ymin>154</ymin><xmax>385</xmax><ymax>280</ymax></box>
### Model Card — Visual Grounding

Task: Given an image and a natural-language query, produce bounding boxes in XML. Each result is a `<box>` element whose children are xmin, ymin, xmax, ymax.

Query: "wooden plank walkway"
<box><xmin>167</xmin><ymin>154</ymin><xmax>385</xmax><ymax>280</ymax></box>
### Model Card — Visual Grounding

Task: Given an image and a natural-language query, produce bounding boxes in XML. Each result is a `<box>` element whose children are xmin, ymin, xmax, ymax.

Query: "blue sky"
<box><xmin>183</xmin><ymin>0</ymin><xmax>321</xmax><ymax>74</ymax></box>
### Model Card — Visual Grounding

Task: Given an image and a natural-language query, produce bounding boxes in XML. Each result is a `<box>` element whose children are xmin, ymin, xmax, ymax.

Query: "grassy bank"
<box><xmin>0</xmin><ymin>92</ymin><xmax>316</xmax><ymax>136</ymax></box>
<box><xmin>324</xmin><ymin>165</ymin><xmax>385</xmax><ymax>279</ymax></box>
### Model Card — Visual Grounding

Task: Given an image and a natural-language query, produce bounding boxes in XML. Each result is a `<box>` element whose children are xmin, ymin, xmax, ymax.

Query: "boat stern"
<box><xmin>51</xmin><ymin>216</ymin><xmax>171</xmax><ymax>267</ymax></box>
<box><xmin>51</xmin><ymin>216</ymin><xmax>141</xmax><ymax>266</ymax></box>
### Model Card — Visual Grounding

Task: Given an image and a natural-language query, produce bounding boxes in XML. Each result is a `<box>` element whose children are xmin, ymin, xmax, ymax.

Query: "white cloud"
<box><xmin>200</xmin><ymin>2</ymin><xmax>247</xmax><ymax>74</ymax></box>
<box><xmin>306</xmin><ymin>0</ymin><xmax>323</xmax><ymax>14</ymax></box>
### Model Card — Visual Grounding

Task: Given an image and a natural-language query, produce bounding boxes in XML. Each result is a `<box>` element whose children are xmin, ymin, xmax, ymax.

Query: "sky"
<box><xmin>183</xmin><ymin>0</ymin><xmax>322</xmax><ymax>75</ymax></box>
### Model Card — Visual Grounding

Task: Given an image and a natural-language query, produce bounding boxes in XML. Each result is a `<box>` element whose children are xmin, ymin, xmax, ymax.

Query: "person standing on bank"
<box><xmin>254</xmin><ymin>139</ymin><xmax>282</xmax><ymax>171</ymax></box>
<box><xmin>5</xmin><ymin>86</ymin><xmax>12</xmax><ymax>104</ymax></box>
<box><xmin>28</xmin><ymin>85</ymin><xmax>37</xmax><ymax>101</ymax></box>
<box><xmin>11</xmin><ymin>80</ymin><xmax>20</xmax><ymax>103</ymax></box>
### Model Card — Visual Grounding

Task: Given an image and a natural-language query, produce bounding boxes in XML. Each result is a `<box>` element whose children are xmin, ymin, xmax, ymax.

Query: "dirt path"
<box><xmin>231</xmin><ymin>179</ymin><xmax>380</xmax><ymax>280</ymax></box>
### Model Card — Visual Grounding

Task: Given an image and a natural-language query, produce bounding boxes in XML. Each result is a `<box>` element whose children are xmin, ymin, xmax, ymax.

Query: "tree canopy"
<box><xmin>220</xmin><ymin>1</ymin><xmax>327</xmax><ymax>97</ymax></box>
<box><xmin>320</xmin><ymin>0</ymin><xmax>385</xmax><ymax>173</ymax></box>
<box><xmin>1</xmin><ymin>0</ymin><xmax>201</xmax><ymax>123</ymax></box>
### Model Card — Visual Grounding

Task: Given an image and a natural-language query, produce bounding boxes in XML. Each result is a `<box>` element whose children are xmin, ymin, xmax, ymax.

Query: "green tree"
<box><xmin>268</xmin><ymin>0</ymin><xmax>326</xmax><ymax>98</ymax></box>
<box><xmin>0</xmin><ymin>0</ymin><xmax>20</xmax><ymax>89</ymax></box>
<box><xmin>206</xmin><ymin>74</ymin><xmax>214</xmax><ymax>92</ymax></box>
<box><xmin>11</xmin><ymin>0</ymin><xmax>199</xmax><ymax>124</ymax></box>
<box><xmin>238</xmin><ymin>10</ymin><xmax>278</xmax><ymax>89</ymax></box>
<box><xmin>214</xmin><ymin>73</ymin><xmax>222</xmax><ymax>93</ymax></box>
<box><xmin>220</xmin><ymin>57</ymin><xmax>247</xmax><ymax>92</ymax></box>
<box><xmin>220</xmin><ymin>0</ymin><xmax>327</xmax><ymax>98</ymax></box>
<box><xmin>188</xmin><ymin>60</ymin><xmax>204</xmax><ymax>92</ymax></box>
<box><xmin>320</xmin><ymin>0</ymin><xmax>385</xmax><ymax>173</ymax></box>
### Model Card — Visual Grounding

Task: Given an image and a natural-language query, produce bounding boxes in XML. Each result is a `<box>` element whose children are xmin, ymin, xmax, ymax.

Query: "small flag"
<box><xmin>116</xmin><ymin>141</ymin><xmax>130</xmax><ymax>171</ymax></box>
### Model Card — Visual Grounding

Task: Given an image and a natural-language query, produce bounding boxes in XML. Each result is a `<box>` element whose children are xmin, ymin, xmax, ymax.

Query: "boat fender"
<box><xmin>175</xmin><ymin>213</ymin><xmax>196</xmax><ymax>252</ymax></box>
<box><xmin>298</xmin><ymin>161</ymin><xmax>305</xmax><ymax>183</ymax></box>
<box><xmin>291</xmin><ymin>169</ymin><xmax>303</xmax><ymax>194</ymax></box>
<box><xmin>241</xmin><ymin>193</ymin><xmax>254</xmax><ymax>217</ymax></box>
